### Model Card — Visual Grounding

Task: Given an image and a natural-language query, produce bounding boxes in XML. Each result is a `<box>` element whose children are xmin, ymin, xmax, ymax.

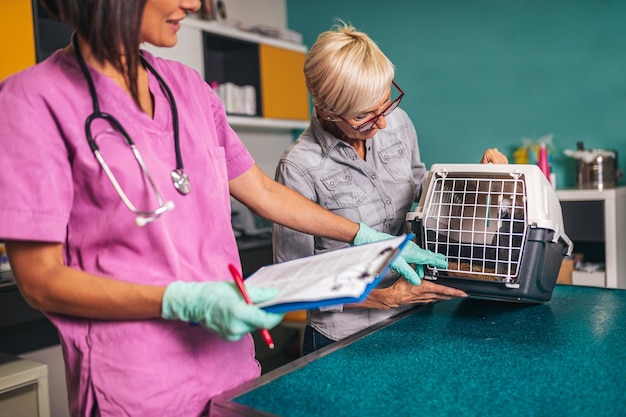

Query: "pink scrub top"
<box><xmin>0</xmin><ymin>50</ymin><xmax>258</xmax><ymax>416</ymax></box>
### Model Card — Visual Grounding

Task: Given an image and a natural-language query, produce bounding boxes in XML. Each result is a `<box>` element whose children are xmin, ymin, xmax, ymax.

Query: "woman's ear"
<box><xmin>315</xmin><ymin>106</ymin><xmax>332</xmax><ymax>120</ymax></box>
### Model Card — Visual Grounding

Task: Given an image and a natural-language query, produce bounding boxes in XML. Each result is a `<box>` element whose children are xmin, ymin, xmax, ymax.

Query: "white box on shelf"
<box><xmin>572</xmin><ymin>270</ymin><xmax>606</xmax><ymax>287</ymax></box>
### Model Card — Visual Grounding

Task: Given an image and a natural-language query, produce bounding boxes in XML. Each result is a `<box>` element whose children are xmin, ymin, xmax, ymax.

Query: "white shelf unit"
<box><xmin>0</xmin><ymin>355</ymin><xmax>50</xmax><ymax>417</ymax></box>
<box><xmin>556</xmin><ymin>186</ymin><xmax>626</xmax><ymax>289</ymax></box>
<box><xmin>142</xmin><ymin>15</ymin><xmax>309</xmax><ymax>131</ymax></box>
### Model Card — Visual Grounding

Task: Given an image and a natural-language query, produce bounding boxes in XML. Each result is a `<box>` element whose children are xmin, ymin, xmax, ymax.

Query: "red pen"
<box><xmin>228</xmin><ymin>263</ymin><xmax>275</xmax><ymax>349</ymax></box>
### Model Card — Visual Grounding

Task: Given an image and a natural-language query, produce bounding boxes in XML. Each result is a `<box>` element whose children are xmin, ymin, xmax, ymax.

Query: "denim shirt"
<box><xmin>272</xmin><ymin>107</ymin><xmax>427</xmax><ymax>341</ymax></box>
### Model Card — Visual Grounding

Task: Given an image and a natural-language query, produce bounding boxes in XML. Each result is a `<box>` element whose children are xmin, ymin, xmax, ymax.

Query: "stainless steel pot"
<box><xmin>568</xmin><ymin>149</ymin><xmax>622</xmax><ymax>189</ymax></box>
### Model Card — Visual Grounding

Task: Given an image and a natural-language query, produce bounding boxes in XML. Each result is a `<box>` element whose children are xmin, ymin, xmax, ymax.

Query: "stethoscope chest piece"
<box><xmin>171</xmin><ymin>169</ymin><xmax>191</xmax><ymax>195</ymax></box>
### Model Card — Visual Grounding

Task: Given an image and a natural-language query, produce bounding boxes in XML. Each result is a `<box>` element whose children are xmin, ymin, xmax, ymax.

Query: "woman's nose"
<box><xmin>374</xmin><ymin>114</ymin><xmax>387</xmax><ymax>130</ymax></box>
<box><xmin>182</xmin><ymin>0</ymin><xmax>202</xmax><ymax>13</ymax></box>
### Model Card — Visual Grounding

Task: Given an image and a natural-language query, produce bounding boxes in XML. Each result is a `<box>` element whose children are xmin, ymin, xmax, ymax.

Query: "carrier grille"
<box><xmin>422</xmin><ymin>173</ymin><xmax>528</xmax><ymax>283</ymax></box>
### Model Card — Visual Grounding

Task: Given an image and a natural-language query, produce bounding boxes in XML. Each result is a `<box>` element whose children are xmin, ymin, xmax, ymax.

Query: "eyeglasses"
<box><xmin>333</xmin><ymin>81</ymin><xmax>404</xmax><ymax>133</ymax></box>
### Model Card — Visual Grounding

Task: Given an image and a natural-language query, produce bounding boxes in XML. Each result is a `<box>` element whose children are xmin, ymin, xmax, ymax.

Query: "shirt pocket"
<box><xmin>378</xmin><ymin>141</ymin><xmax>412</xmax><ymax>181</ymax></box>
<box><xmin>320</xmin><ymin>168</ymin><xmax>367</xmax><ymax>208</ymax></box>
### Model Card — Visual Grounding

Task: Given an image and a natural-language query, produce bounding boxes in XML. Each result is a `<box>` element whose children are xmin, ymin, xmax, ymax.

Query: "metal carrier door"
<box><xmin>421</xmin><ymin>171</ymin><xmax>528</xmax><ymax>285</ymax></box>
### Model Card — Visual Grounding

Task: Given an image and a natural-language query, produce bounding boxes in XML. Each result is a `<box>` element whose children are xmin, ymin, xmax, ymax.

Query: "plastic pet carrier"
<box><xmin>406</xmin><ymin>164</ymin><xmax>573</xmax><ymax>303</ymax></box>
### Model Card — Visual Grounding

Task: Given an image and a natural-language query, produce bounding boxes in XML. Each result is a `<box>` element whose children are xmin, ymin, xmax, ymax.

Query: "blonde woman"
<box><xmin>273</xmin><ymin>22</ymin><xmax>507</xmax><ymax>355</ymax></box>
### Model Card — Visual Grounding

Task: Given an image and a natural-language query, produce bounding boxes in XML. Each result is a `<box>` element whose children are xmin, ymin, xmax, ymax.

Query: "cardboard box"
<box><xmin>557</xmin><ymin>259</ymin><xmax>574</xmax><ymax>284</ymax></box>
<box><xmin>557</xmin><ymin>253</ymin><xmax>583</xmax><ymax>285</ymax></box>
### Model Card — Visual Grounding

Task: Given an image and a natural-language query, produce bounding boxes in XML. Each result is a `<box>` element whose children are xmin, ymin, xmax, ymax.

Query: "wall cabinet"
<box><xmin>0</xmin><ymin>1</ymin><xmax>36</xmax><ymax>81</ymax></box>
<box><xmin>556</xmin><ymin>186</ymin><xmax>626</xmax><ymax>289</ymax></box>
<box><xmin>143</xmin><ymin>16</ymin><xmax>310</xmax><ymax>130</ymax></box>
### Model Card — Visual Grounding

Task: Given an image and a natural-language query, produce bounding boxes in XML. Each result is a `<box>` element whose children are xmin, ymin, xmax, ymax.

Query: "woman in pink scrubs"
<box><xmin>0</xmin><ymin>1</ymin><xmax>450</xmax><ymax>416</ymax></box>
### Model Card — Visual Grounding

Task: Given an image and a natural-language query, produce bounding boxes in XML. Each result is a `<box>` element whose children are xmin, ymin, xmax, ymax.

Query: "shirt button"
<box><xmin>385</xmin><ymin>199</ymin><xmax>391</xmax><ymax>205</ymax></box>
<box><xmin>383</xmin><ymin>155</ymin><xmax>389</xmax><ymax>161</ymax></box>
<box><xmin>329</xmin><ymin>181</ymin><xmax>335</xmax><ymax>186</ymax></box>
<box><xmin>371</xmin><ymin>174</ymin><xmax>377</xmax><ymax>180</ymax></box>
<box><xmin>345</xmin><ymin>175</ymin><xmax>351</xmax><ymax>181</ymax></box>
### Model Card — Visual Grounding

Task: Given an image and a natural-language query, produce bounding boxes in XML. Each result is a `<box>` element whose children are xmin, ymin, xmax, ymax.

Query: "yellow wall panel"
<box><xmin>259</xmin><ymin>44</ymin><xmax>309</xmax><ymax>121</ymax></box>
<box><xmin>0</xmin><ymin>0</ymin><xmax>36</xmax><ymax>81</ymax></box>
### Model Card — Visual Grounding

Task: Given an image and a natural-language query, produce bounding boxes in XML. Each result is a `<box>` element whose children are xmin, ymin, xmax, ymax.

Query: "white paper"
<box><xmin>245</xmin><ymin>235</ymin><xmax>407</xmax><ymax>308</ymax></box>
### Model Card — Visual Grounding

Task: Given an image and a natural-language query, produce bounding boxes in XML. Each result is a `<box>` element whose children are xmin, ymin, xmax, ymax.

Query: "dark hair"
<box><xmin>40</xmin><ymin>0</ymin><xmax>148</xmax><ymax>105</ymax></box>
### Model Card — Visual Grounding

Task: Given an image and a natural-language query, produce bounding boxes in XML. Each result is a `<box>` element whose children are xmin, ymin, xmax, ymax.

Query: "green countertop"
<box><xmin>211</xmin><ymin>285</ymin><xmax>626</xmax><ymax>417</ymax></box>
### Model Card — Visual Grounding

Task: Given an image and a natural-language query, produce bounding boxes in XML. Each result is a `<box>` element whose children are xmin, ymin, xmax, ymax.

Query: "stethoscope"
<box><xmin>72</xmin><ymin>33</ymin><xmax>191</xmax><ymax>227</ymax></box>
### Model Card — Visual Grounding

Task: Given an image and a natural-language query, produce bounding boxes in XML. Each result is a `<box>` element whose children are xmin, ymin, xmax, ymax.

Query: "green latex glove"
<box><xmin>161</xmin><ymin>281</ymin><xmax>284</xmax><ymax>341</ymax></box>
<box><xmin>353</xmin><ymin>222</ymin><xmax>448</xmax><ymax>285</ymax></box>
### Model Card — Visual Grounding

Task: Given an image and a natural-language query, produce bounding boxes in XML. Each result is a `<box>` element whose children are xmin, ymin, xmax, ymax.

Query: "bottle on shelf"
<box><xmin>538</xmin><ymin>143</ymin><xmax>551</xmax><ymax>183</ymax></box>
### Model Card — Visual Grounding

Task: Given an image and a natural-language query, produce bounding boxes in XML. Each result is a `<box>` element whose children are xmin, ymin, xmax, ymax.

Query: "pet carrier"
<box><xmin>406</xmin><ymin>164</ymin><xmax>573</xmax><ymax>303</ymax></box>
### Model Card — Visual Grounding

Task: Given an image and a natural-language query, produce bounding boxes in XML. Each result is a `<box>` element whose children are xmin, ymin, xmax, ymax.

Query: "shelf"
<box><xmin>0</xmin><ymin>354</ymin><xmax>50</xmax><ymax>417</ymax></box>
<box><xmin>182</xmin><ymin>16</ymin><xmax>307</xmax><ymax>53</ymax></box>
<box><xmin>555</xmin><ymin>186</ymin><xmax>626</xmax><ymax>201</ymax></box>
<box><xmin>555</xmin><ymin>185</ymin><xmax>626</xmax><ymax>289</ymax></box>
<box><xmin>143</xmin><ymin>16</ymin><xmax>310</xmax><ymax>132</ymax></box>
<box><xmin>227</xmin><ymin>116</ymin><xmax>309</xmax><ymax>131</ymax></box>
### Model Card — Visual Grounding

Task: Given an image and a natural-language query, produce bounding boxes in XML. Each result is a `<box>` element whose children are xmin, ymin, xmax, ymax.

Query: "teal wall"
<box><xmin>286</xmin><ymin>0</ymin><xmax>626</xmax><ymax>188</ymax></box>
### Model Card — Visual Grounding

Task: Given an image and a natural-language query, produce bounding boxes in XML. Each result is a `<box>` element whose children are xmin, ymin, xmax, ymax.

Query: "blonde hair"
<box><xmin>304</xmin><ymin>22</ymin><xmax>395</xmax><ymax>117</ymax></box>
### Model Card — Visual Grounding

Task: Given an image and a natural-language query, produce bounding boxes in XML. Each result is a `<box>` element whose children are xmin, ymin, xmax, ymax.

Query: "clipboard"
<box><xmin>245</xmin><ymin>234</ymin><xmax>412</xmax><ymax>313</ymax></box>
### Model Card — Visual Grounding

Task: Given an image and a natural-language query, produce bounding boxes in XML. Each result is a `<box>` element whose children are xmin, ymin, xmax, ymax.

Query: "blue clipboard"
<box><xmin>250</xmin><ymin>234</ymin><xmax>413</xmax><ymax>313</ymax></box>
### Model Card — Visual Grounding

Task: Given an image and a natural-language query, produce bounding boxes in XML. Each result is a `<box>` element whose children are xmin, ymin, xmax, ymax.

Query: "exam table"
<box><xmin>210</xmin><ymin>285</ymin><xmax>626</xmax><ymax>417</ymax></box>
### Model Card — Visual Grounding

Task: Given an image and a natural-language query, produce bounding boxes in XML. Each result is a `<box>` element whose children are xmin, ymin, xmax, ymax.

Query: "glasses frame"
<box><xmin>334</xmin><ymin>81</ymin><xmax>405</xmax><ymax>133</ymax></box>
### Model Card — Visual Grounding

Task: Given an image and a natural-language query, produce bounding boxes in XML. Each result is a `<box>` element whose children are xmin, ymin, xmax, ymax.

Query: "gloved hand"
<box><xmin>353</xmin><ymin>222</ymin><xmax>448</xmax><ymax>285</ymax></box>
<box><xmin>161</xmin><ymin>281</ymin><xmax>284</xmax><ymax>341</ymax></box>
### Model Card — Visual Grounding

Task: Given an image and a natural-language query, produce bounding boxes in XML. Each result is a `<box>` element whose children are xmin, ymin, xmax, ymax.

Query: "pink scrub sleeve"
<box><xmin>0</xmin><ymin>63</ymin><xmax>75</xmax><ymax>241</ymax></box>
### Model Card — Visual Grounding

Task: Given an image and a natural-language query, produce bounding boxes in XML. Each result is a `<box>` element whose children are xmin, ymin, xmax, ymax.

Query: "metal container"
<box><xmin>576</xmin><ymin>149</ymin><xmax>620</xmax><ymax>189</ymax></box>
<box><xmin>565</xmin><ymin>147</ymin><xmax>622</xmax><ymax>190</ymax></box>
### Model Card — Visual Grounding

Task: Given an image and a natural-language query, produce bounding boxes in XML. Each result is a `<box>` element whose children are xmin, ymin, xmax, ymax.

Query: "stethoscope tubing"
<box><xmin>71</xmin><ymin>32</ymin><xmax>184</xmax><ymax>225</ymax></box>
<box><xmin>72</xmin><ymin>32</ymin><xmax>182</xmax><ymax>168</ymax></box>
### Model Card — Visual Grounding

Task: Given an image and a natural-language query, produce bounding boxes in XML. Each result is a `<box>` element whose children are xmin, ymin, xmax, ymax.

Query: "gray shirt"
<box><xmin>272</xmin><ymin>108</ymin><xmax>427</xmax><ymax>341</ymax></box>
